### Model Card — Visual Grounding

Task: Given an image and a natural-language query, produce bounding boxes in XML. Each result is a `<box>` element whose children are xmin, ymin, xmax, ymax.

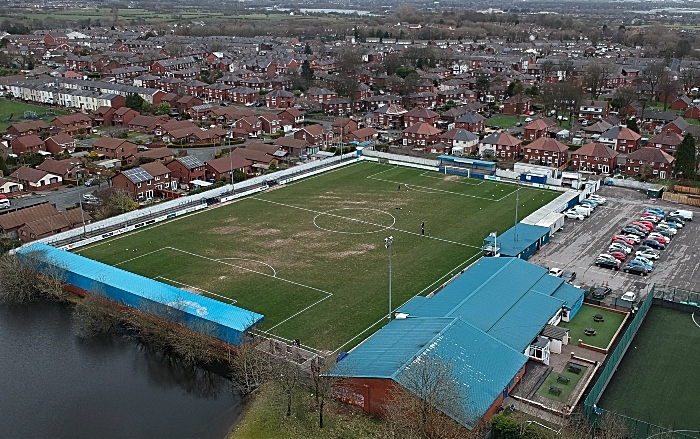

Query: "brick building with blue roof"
<box><xmin>328</xmin><ymin>257</ymin><xmax>584</xmax><ymax>432</ymax></box>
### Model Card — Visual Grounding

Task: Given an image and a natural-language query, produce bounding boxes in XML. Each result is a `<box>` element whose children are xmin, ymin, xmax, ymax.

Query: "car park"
<box><xmin>648</xmin><ymin>233</ymin><xmax>670</xmax><ymax>244</ymax></box>
<box><xmin>624</xmin><ymin>234</ymin><xmax>641</xmax><ymax>244</ymax></box>
<box><xmin>595</xmin><ymin>258</ymin><xmax>620</xmax><ymax>270</ymax></box>
<box><xmin>608</xmin><ymin>251</ymin><xmax>627</xmax><ymax>261</ymax></box>
<box><xmin>631</xmin><ymin>221</ymin><xmax>653</xmax><ymax>231</ymax></box>
<box><xmin>591</xmin><ymin>286</ymin><xmax>612</xmax><ymax>299</ymax></box>
<box><xmin>654</xmin><ymin>225</ymin><xmax>677</xmax><ymax>235</ymax></box>
<box><xmin>564</xmin><ymin>209</ymin><xmax>585</xmax><ymax>220</ymax></box>
<box><xmin>580</xmin><ymin>199</ymin><xmax>598</xmax><ymax>209</ymax></box>
<box><xmin>624</xmin><ymin>263</ymin><xmax>648</xmax><ymax>276</ymax></box>
<box><xmin>642</xmin><ymin>239</ymin><xmax>665</xmax><ymax>250</ymax></box>
<box><xmin>562</xmin><ymin>270</ymin><xmax>577</xmax><ymax>283</ymax></box>
<box><xmin>629</xmin><ymin>259</ymin><xmax>653</xmax><ymax>272</ymax></box>
<box><xmin>588</xmin><ymin>195</ymin><xmax>606</xmax><ymax>204</ymax></box>
<box><xmin>636</xmin><ymin>249</ymin><xmax>660</xmax><ymax>260</ymax></box>
<box><xmin>620</xmin><ymin>292</ymin><xmax>637</xmax><ymax>302</ymax></box>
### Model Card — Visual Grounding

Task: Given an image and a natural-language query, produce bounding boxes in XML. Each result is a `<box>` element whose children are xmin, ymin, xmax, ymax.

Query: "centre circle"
<box><xmin>313</xmin><ymin>208</ymin><xmax>396</xmax><ymax>234</ymax></box>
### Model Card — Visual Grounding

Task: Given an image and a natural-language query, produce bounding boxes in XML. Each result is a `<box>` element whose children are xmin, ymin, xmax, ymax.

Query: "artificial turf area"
<box><xmin>76</xmin><ymin>162</ymin><xmax>558</xmax><ymax>352</ymax></box>
<box><xmin>535</xmin><ymin>363</ymin><xmax>588</xmax><ymax>403</ymax></box>
<box><xmin>558</xmin><ymin>305</ymin><xmax>626</xmax><ymax>349</ymax></box>
<box><xmin>597</xmin><ymin>306</ymin><xmax>700</xmax><ymax>431</ymax></box>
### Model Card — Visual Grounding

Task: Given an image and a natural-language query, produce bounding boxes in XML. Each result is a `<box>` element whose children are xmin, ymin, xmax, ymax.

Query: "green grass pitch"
<box><xmin>0</xmin><ymin>99</ymin><xmax>68</xmax><ymax>132</ymax></box>
<box><xmin>597</xmin><ymin>306</ymin><xmax>700</xmax><ymax>431</ymax></box>
<box><xmin>76</xmin><ymin>162</ymin><xmax>559</xmax><ymax>352</ymax></box>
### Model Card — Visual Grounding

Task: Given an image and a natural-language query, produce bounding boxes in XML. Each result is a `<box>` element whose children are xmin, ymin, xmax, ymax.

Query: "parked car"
<box><xmin>648</xmin><ymin>233</ymin><xmax>670</xmax><ymax>245</ymax></box>
<box><xmin>621</xmin><ymin>227</ymin><xmax>646</xmax><ymax>237</ymax></box>
<box><xmin>597</xmin><ymin>253</ymin><xmax>618</xmax><ymax>262</ymax></box>
<box><xmin>591</xmin><ymin>286</ymin><xmax>613</xmax><ymax>299</ymax></box>
<box><xmin>634</xmin><ymin>255</ymin><xmax>654</xmax><ymax>267</ymax></box>
<box><xmin>623</xmin><ymin>234</ymin><xmax>641</xmax><ymax>244</ymax></box>
<box><xmin>608</xmin><ymin>251</ymin><xmax>627</xmax><ymax>261</ymax></box>
<box><xmin>624</xmin><ymin>263</ymin><xmax>648</xmax><ymax>276</ymax></box>
<box><xmin>642</xmin><ymin>239</ymin><xmax>665</xmax><ymax>250</ymax></box>
<box><xmin>564</xmin><ymin>209</ymin><xmax>585</xmax><ymax>220</ymax></box>
<box><xmin>548</xmin><ymin>267</ymin><xmax>564</xmax><ymax>277</ymax></box>
<box><xmin>652</xmin><ymin>228</ymin><xmax>674</xmax><ymax>238</ymax></box>
<box><xmin>574</xmin><ymin>205</ymin><xmax>592</xmax><ymax>217</ymax></box>
<box><xmin>609</xmin><ymin>242</ymin><xmax>632</xmax><ymax>254</ymax></box>
<box><xmin>562</xmin><ymin>270</ymin><xmax>577</xmax><ymax>283</ymax></box>
<box><xmin>626</xmin><ymin>224</ymin><xmax>649</xmax><ymax>234</ymax></box>
<box><xmin>636</xmin><ymin>249</ymin><xmax>660</xmax><ymax>260</ymax></box>
<box><xmin>636</xmin><ymin>220</ymin><xmax>655</xmax><ymax>229</ymax></box>
<box><xmin>645</xmin><ymin>207</ymin><xmax>665</xmax><ymax>217</ymax></box>
<box><xmin>637</xmin><ymin>245</ymin><xmax>661</xmax><ymax>255</ymax></box>
<box><xmin>620</xmin><ymin>292</ymin><xmax>637</xmax><ymax>302</ymax></box>
<box><xmin>631</xmin><ymin>221</ymin><xmax>653</xmax><ymax>231</ymax></box>
<box><xmin>588</xmin><ymin>194</ymin><xmax>607</xmax><ymax>204</ymax></box>
<box><xmin>580</xmin><ymin>199</ymin><xmax>598</xmax><ymax>209</ymax></box>
<box><xmin>654</xmin><ymin>225</ymin><xmax>677</xmax><ymax>235</ymax></box>
<box><xmin>84</xmin><ymin>177</ymin><xmax>97</xmax><ymax>186</ymax></box>
<box><xmin>659</xmin><ymin>220</ymin><xmax>682</xmax><ymax>229</ymax></box>
<box><xmin>665</xmin><ymin>216</ymin><xmax>685</xmax><ymax>227</ymax></box>
<box><xmin>668</xmin><ymin>210</ymin><xmax>693</xmax><ymax>221</ymax></box>
<box><xmin>611</xmin><ymin>235</ymin><xmax>635</xmax><ymax>245</ymax></box>
<box><xmin>629</xmin><ymin>259</ymin><xmax>653</xmax><ymax>272</ymax></box>
<box><xmin>596</xmin><ymin>257</ymin><xmax>620</xmax><ymax>270</ymax></box>
<box><xmin>640</xmin><ymin>215</ymin><xmax>660</xmax><ymax>224</ymax></box>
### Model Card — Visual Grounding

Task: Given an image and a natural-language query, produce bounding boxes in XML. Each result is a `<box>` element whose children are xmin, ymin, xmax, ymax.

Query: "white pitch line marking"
<box><xmin>154</xmin><ymin>276</ymin><xmax>237</xmax><ymax>304</ymax></box>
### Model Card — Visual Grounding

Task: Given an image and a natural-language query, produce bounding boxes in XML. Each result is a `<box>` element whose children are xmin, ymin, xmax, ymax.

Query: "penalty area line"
<box><xmin>154</xmin><ymin>276</ymin><xmax>237</xmax><ymax>304</ymax></box>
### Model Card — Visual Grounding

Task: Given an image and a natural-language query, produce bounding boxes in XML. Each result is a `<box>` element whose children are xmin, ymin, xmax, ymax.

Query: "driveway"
<box><xmin>9</xmin><ymin>185</ymin><xmax>100</xmax><ymax>212</ymax></box>
<box><xmin>528</xmin><ymin>185</ymin><xmax>700</xmax><ymax>301</ymax></box>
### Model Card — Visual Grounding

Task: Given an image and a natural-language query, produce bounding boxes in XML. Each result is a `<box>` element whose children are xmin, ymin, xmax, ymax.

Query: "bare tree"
<box><xmin>611</xmin><ymin>86</ymin><xmax>637</xmax><ymax>119</ymax></box>
<box><xmin>385</xmin><ymin>355</ymin><xmax>472</xmax><ymax>439</ymax></box>
<box><xmin>681</xmin><ymin>67</ymin><xmax>700</xmax><ymax>93</ymax></box>
<box><xmin>229</xmin><ymin>332</ymin><xmax>275</xmax><ymax>397</ymax></box>
<box><xmin>72</xmin><ymin>289</ymin><xmax>120</xmax><ymax>337</ymax></box>
<box><xmin>310</xmin><ymin>355</ymin><xmax>351</xmax><ymax>429</ymax></box>
<box><xmin>337</xmin><ymin>46</ymin><xmax>365</xmax><ymax>75</ymax></box>
<box><xmin>584</xmin><ymin>61</ymin><xmax>612</xmax><ymax>99</ymax></box>
<box><xmin>0</xmin><ymin>250</ymin><xmax>70</xmax><ymax>304</ymax></box>
<box><xmin>273</xmin><ymin>350</ymin><xmax>302</xmax><ymax>417</ymax></box>
<box><xmin>643</xmin><ymin>61</ymin><xmax>667</xmax><ymax>102</ymax></box>
<box><xmin>539</xmin><ymin>59</ymin><xmax>556</xmax><ymax>83</ymax></box>
<box><xmin>0</xmin><ymin>253</ymin><xmax>43</xmax><ymax>304</ymax></box>
<box><xmin>657</xmin><ymin>72</ymin><xmax>682</xmax><ymax>111</ymax></box>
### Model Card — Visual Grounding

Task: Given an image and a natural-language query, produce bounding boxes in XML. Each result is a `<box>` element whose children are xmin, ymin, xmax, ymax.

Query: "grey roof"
<box><xmin>542</xmin><ymin>324</ymin><xmax>569</xmax><ymax>341</ymax></box>
<box><xmin>176</xmin><ymin>155</ymin><xmax>205</xmax><ymax>169</ymax></box>
<box><xmin>122</xmin><ymin>167</ymin><xmax>153</xmax><ymax>184</ymax></box>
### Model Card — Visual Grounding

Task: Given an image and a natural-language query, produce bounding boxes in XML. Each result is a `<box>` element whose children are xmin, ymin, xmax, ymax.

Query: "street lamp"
<box><xmin>384</xmin><ymin>236</ymin><xmax>394</xmax><ymax>320</ymax></box>
<box><xmin>76</xmin><ymin>173</ymin><xmax>87</xmax><ymax>237</ymax></box>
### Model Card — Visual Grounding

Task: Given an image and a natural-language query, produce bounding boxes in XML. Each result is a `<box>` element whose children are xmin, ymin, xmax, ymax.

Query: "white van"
<box><xmin>574</xmin><ymin>205</ymin><xmax>592</xmax><ymax>217</ymax></box>
<box><xmin>0</xmin><ymin>196</ymin><xmax>10</xmax><ymax>210</ymax></box>
<box><xmin>669</xmin><ymin>210</ymin><xmax>693</xmax><ymax>221</ymax></box>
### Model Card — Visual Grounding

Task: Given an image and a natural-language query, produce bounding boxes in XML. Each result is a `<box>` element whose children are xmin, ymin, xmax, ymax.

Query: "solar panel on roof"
<box><xmin>177</xmin><ymin>155</ymin><xmax>204</xmax><ymax>169</ymax></box>
<box><xmin>122</xmin><ymin>167</ymin><xmax>153</xmax><ymax>184</ymax></box>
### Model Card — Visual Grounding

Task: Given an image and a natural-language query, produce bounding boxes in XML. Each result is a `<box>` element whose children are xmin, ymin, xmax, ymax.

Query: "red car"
<box><xmin>640</xmin><ymin>215</ymin><xmax>660</xmax><ymax>224</ymax></box>
<box><xmin>637</xmin><ymin>220</ymin><xmax>655</xmax><ymax>228</ymax></box>
<box><xmin>632</xmin><ymin>221</ymin><xmax>653</xmax><ymax>231</ymax></box>
<box><xmin>648</xmin><ymin>234</ymin><xmax>670</xmax><ymax>245</ymax></box>
<box><xmin>611</xmin><ymin>235</ymin><xmax>635</xmax><ymax>245</ymax></box>
<box><xmin>609</xmin><ymin>251</ymin><xmax>627</xmax><ymax>261</ymax></box>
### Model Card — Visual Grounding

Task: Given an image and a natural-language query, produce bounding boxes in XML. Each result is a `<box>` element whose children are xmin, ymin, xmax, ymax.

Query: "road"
<box><xmin>9</xmin><ymin>184</ymin><xmax>101</xmax><ymax>212</ymax></box>
<box><xmin>528</xmin><ymin>185</ymin><xmax>700</xmax><ymax>302</ymax></box>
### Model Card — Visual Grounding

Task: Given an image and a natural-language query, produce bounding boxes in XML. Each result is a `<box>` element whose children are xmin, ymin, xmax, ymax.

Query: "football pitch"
<box><xmin>77</xmin><ymin>162</ymin><xmax>559</xmax><ymax>352</ymax></box>
<box><xmin>597</xmin><ymin>306</ymin><xmax>700</xmax><ymax>431</ymax></box>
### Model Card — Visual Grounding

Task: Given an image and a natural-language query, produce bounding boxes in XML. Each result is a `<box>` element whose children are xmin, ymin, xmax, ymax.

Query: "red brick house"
<box><xmin>372</xmin><ymin>104</ymin><xmax>407</xmax><ymax>129</ymax></box>
<box><xmin>166</xmin><ymin>155</ymin><xmax>206</xmax><ymax>189</ymax></box>
<box><xmin>204</xmin><ymin>155</ymin><xmax>253</xmax><ymax>182</ymax></box>
<box><xmin>479</xmin><ymin>132</ymin><xmax>522</xmax><ymax>160</ymax></box>
<box><xmin>111</xmin><ymin>161</ymin><xmax>176</xmax><ymax>200</ymax></box>
<box><xmin>10</xmin><ymin>166</ymin><xmax>62</xmax><ymax>191</ymax></box>
<box><xmin>258</xmin><ymin>113</ymin><xmax>283</xmax><ymax>134</ymax></box>
<box><xmin>307</xmin><ymin>87</ymin><xmax>337</xmax><ymax>104</ymax></box>
<box><xmin>93</xmin><ymin>106</ymin><xmax>116</xmax><ymax>127</ymax></box>
<box><xmin>683</xmin><ymin>104</ymin><xmax>700</xmax><ymax>121</ymax></box>
<box><xmin>229</xmin><ymin>86</ymin><xmax>259</xmax><ymax>105</ymax></box>
<box><xmin>266</xmin><ymin>89</ymin><xmax>295</xmax><ymax>108</ymax></box>
<box><xmin>648</xmin><ymin>131</ymin><xmax>684</xmax><ymax>155</ymax></box>
<box><xmin>294</xmin><ymin>124</ymin><xmax>333</xmax><ymax>148</ymax></box>
<box><xmin>599</xmin><ymin>126</ymin><xmax>642</xmax><ymax>154</ymax></box>
<box><xmin>523</xmin><ymin>118</ymin><xmax>555</xmax><ymax>141</ymax></box>
<box><xmin>625</xmin><ymin>147</ymin><xmax>675</xmax><ymax>180</ymax></box>
<box><xmin>402</xmin><ymin>122</ymin><xmax>442</xmax><ymax>148</ymax></box>
<box><xmin>671</xmin><ymin>96</ymin><xmax>692</xmax><ymax>111</ymax></box>
<box><xmin>578</xmin><ymin>100</ymin><xmax>610</xmax><ymax>121</ymax></box>
<box><xmin>322</xmin><ymin>98</ymin><xmax>352</xmax><ymax>116</ymax></box>
<box><xmin>662</xmin><ymin>117</ymin><xmax>692</xmax><ymax>136</ymax></box>
<box><xmin>44</xmin><ymin>134</ymin><xmax>76</xmax><ymax>154</ymax></box>
<box><xmin>438</xmin><ymin>128</ymin><xmax>480</xmax><ymax>155</ymax></box>
<box><xmin>50</xmin><ymin>113</ymin><xmax>92</xmax><ymax>136</ymax></box>
<box><xmin>11</xmin><ymin>135</ymin><xmax>46</xmax><ymax>155</ymax></box>
<box><xmin>523</xmin><ymin>137</ymin><xmax>569</xmax><ymax>167</ymax></box>
<box><xmin>454</xmin><ymin>112</ymin><xmax>485</xmax><ymax>133</ymax></box>
<box><xmin>92</xmin><ymin>138</ymin><xmax>138</xmax><ymax>160</ymax></box>
<box><xmin>502</xmin><ymin>94</ymin><xmax>532</xmax><ymax>115</ymax></box>
<box><xmin>6</xmin><ymin>120</ymin><xmax>50</xmax><ymax>137</ymax></box>
<box><xmin>17</xmin><ymin>208</ymin><xmax>90</xmax><ymax>243</ymax></box>
<box><xmin>113</xmin><ymin>107</ymin><xmax>140</xmax><ymax>127</ymax></box>
<box><xmin>36</xmin><ymin>158</ymin><xmax>84</xmax><ymax>180</ymax></box>
<box><xmin>128</xmin><ymin>115</ymin><xmax>170</xmax><ymax>133</ymax></box>
<box><xmin>277</xmin><ymin>108</ymin><xmax>304</xmax><ymax>127</ymax></box>
<box><xmin>332</xmin><ymin>118</ymin><xmax>359</xmax><ymax>136</ymax></box>
<box><xmin>570</xmin><ymin>142</ymin><xmax>619</xmax><ymax>174</ymax></box>
<box><xmin>346</xmin><ymin>127</ymin><xmax>378</xmax><ymax>143</ymax></box>
<box><xmin>233</xmin><ymin>116</ymin><xmax>263</xmax><ymax>138</ymax></box>
<box><xmin>403</xmin><ymin>107</ymin><xmax>440</xmax><ymax>128</ymax></box>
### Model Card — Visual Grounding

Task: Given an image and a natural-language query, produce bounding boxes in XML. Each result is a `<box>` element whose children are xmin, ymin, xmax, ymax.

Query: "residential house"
<box><xmin>10</xmin><ymin>166</ymin><xmax>62</xmax><ymax>191</ymax></box>
<box><xmin>294</xmin><ymin>124</ymin><xmax>333</xmax><ymax>148</ymax></box>
<box><xmin>258</xmin><ymin>113</ymin><xmax>283</xmax><ymax>135</ymax></box>
<box><xmin>17</xmin><ymin>208</ymin><xmax>90</xmax><ymax>243</ymax></box>
<box><xmin>0</xmin><ymin>177</ymin><xmax>23</xmax><ymax>195</ymax></box>
<box><xmin>277</xmin><ymin>108</ymin><xmax>304</xmax><ymax>127</ymax></box>
<box><xmin>332</xmin><ymin>118</ymin><xmax>359</xmax><ymax>136</ymax></box>
<box><xmin>128</xmin><ymin>115</ymin><xmax>170</xmax><ymax>133</ymax></box>
<box><xmin>232</xmin><ymin>146</ymin><xmax>278</xmax><ymax>174</ymax></box>
<box><xmin>322</xmin><ymin>98</ymin><xmax>352</xmax><ymax>116</ymax></box>
<box><xmin>402</xmin><ymin>122</ymin><xmax>442</xmax><ymax>148</ymax></box>
<box><xmin>266</xmin><ymin>89</ymin><xmax>295</xmax><ymax>108</ymax></box>
<box><xmin>0</xmin><ymin>203</ymin><xmax>56</xmax><ymax>238</ymax></box>
<box><xmin>570</xmin><ymin>142</ymin><xmax>619</xmax><ymax>174</ymax></box>
<box><xmin>578</xmin><ymin>100</ymin><xmax>609</xmax><ymax>121</ymax></box>
<box><xmin>599</xmin><ymin>126</ymin><xmax>642</xmax><ymax>154</ymax></box>
<box><xmin>479</xmin><ymin>132</ymin><xmax>522</xmax><ymax>160</ymax></box>
<box><xmin>372</xmin><ymin>104</ymin><xmax>407</xmax><ymax>129</ymax></box>
<box><xmin>112</xmin><ymin>107</ymin><xmax>140</xmax><ymax>127</ymax></box>
<box><xmin>11</xmin><ymin>135</ymin><xmax>46</xmax><ymax>155</ymax></box>
<box><xmin>246</xmin><ymin>142</ymin><xmax>288</xmax><ymax>162</ymax></box>
<box><xmin>92</xmin><ymin>137</ymin><xmax>138</xmax><ymax>160</ymax></box>
<box><xmin>274</xmin><ymin>137</ymin><xmax>318</xmax><ymax>158</ymax></box>
<box><xmin>502</xmin><ymin>94</ymin><xmax>532</xmax><ymax>115</ymax></box>
<box><xmin>403</xmin><ymin>107</ymin><xmax>440</xmax><ymax>128</ymax></box>
<box><xmin>166</xmin><ymin>155</ymin><xmax>206</xmax><ymax>190</ymax></box>
<box><xmin>44</xmin><ymin>134</ymin><xmax>76</xmax><ymax>154</ymax></box>
<box><xmin>441</xmin><ymin>107</ymin><xmax>469</xmax><ymax>124</ymax></box>
<box><xmin>93</xmin><ymin>106</ymin><xmax>116</xmax><ymax>126</ymax></box>
<box><xmin>307</xmin><ymin>87</ymin><xmax>337</xmax><ymax>104</ymax></box>
<box><xmin>233</xmin><ymin>116</ymin><xmax>263</xmax><ymax>138</ymax></box>
<box><xmin>671</xmin><ymin>96</ymin><xmax>692</xmax><ymax>111</ymax></box>
<box><xmin>523</xmin><ymin>137</ymin><xmax>569</xmax><ymax>167</ymax></box>
<box><xmin>6</xmin><ymin>120</ymin><xmax>50</xmax><ymax>137</ymax></box>
<box><xmin>111</xmin><ymin>161</ymin><xmax>176</xmax><ymax>200</ymax></box>
<box><xmin>36</xmin><ymin>158</ymin><xmax>84</xmax><ymax>180</ymax></box>
<box><xmin>454</xmin><ymin>112</ymin><xmax>485</xmax><ymax>133</ymax></box>
<box><xmin>523</xmin><ymin>118</ymin><xmax>555</xmax><ymax>141</ymax></box>
<box><xmin>625</xmin><ymin>147</ymin><xmax>675</xmax><ymax>180</ymax></box>
<box><xmin>346</xmin><ymin>127</ymin><xmax>378</xmax><ymax>143</ymax></box>
<box><xmin>438</xmin><ymin>128</ymin><xmax>479</xmax><ymax>155</ymax></box>
<box><xmin>125</xmin><ymin>148</ymin><xmax>176</xmax><ymax>166</ymax></box>
<box><xmin>684</xmin><ymin>104</ymin><xmax>700</xmax><ymax>121</ymax></box>
<box><xmin>229</xmin><ymin>86</ymin><xmax>259</xmax><ymax>105</ymax></box>
<box><xmin>204</xmin><ymin>155</ymin><xmax>253</xmax><ymax>182</ymax></box>
<box><xmin>50</xmin><ymin>113</ymin><xmax>92</xmax><ymax>135</ymax></box>
<box><xmin>647</xmin><ymin>131</ymin><xmax>684</xmax><ymax>155</ymax></box>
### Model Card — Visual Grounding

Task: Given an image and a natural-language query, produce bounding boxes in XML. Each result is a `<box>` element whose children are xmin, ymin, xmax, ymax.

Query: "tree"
<box><xmin>643</xmin><ymin>61</ymin><xmax>667</xmax><ymax>101</ymax></box>
<box><xmin>385</xmin><ymin>355</ymin><xmax>471</xmax><ymax>439</ymax></box>
<box><xmin>300</xmin><ymin>60</ymin><xmax>314</xmax><ymax>83</ymax></box>
<box><xmin>611</xmin><ymin>86</ymin><xmax>636</xmax><ymax>119</ymax></box>
<box><xmin>304</xmin><ymin>43</ymin><xmax>312</xmax><ymax>55</ymax></box>
<box><xmin>310</xmin><ymin>356</ymin><xmax>346</xmax><ymax>429</ymax></box>
<box><xmin>559</xmin><ymin>59</ymin><xmax>574</xmax><ymax>81</ymax></box>
<box><xmin>681</xmin><ymin>67</ymin><xmax>700</xmax><ymax>93</ymax></box>
<box><xmin>155</xmin><ymin>102</ymin><xmax>171</xmax><ymax>115</ymax></box>
<box><xmin>0</xmin><ymin>155</ymin><xmax>9</xmax><ymax>176</ymax></box>
<box><xmin>657</xmin><ymin>72</ymin><xmax>682</xmax><ymax>111</ymax></box>
<box><xmin>337</xmin><ymin>47</ymin><xmax>364</xmax><ymax>74</ymax></box>
<box><xmin>508</xmin><ymin>82</ymin><xmax>524</xmax><ymax>97</ymax></box>
<box><xmin>677</xmin><ymin>39</ymin><xmax>692</xmax><ymax>60</ymax></box>
<box><xmin>539</xmin><ymin>59</ymin><xmax>556</xmax><ymax>82</ymax></box>
<box><xmin>383</xmin><ymin>53</ymin><xmax>402</xmax><ymax>76</ymax></box>
<box><xmin>584</xmin><ymin>61</ymin><xmax>612</xmax><ymax>99</ymax></box>
<box><xmin>475</xmin><ymin>75</ymin><xmax>491</xmax><ymax>96</ymax></box>
<box><xmin>626</xmin><ymin>118</ymin><xmax>640</xmax><ymax>134</ymax></box>
<box><xmin>639</xmin><ymin>162</ymin><xmax>653</xmax><ymax>181</ymax></box>
<box><xmin>125</xmin><ymin>93</ymin><xmax>146</xmax><ymax>111</ymax></box>
<box><xmin>675</xmin><ymin>133</ymin><xmax>697</xmax><ymax>180</ymax></box>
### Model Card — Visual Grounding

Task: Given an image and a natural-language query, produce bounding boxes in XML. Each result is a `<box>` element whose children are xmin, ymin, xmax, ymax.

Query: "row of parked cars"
<box><xmin>563</xmin><ymin>194</ymin><xmax>606</xmax><ymax>221</ymax></box>
<box><xmin>594</xmin><ymin>206</ymin><xmax>692</xmax><ymax>275</ymax></box>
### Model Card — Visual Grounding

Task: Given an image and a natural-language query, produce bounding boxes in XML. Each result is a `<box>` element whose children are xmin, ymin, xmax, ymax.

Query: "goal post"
<box><xmin>443</xmin><ymin>166</ymin><xmax>470</xmax><ymax>178</ymax></box>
